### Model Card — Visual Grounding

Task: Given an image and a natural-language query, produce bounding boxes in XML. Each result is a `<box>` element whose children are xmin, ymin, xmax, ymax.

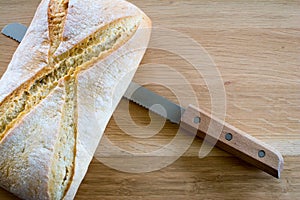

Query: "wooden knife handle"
<box><xmin>180</xmin><ymin>105</ymin><xmax>284</xmax><ymax>178</ymax></box>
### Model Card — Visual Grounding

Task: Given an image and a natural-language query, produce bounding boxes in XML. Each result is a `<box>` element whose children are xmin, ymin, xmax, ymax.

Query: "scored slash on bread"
<box><xmin>0</xmin><ymin>0</ymin><xmax>152</xmax><ymax>199</ymax></box>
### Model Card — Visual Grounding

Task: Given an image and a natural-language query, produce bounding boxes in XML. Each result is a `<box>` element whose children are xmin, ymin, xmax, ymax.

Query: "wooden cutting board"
<box><xmin>0</xmin><ymin>0</ymin><xmax>299</xmax><ymax>199</ymax></box>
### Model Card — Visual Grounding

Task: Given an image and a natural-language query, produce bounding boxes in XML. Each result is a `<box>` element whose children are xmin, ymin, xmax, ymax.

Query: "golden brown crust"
<box><xmin>48</xmin><ymin>1</ymin><xmax>75</xmax><ymax>198</ymax></box>
<box><xmin>0</xmin><ymin>16</ymin><xmax>140</xmax><ymax>141</ymax></box>
<box><xmin>0</xmin><ymin>82</ymin><xmax>65</xmax><ymax>200</ymax></box>
<box><xmin>48</xmin><ymin>0</ymin><xmax>69</xmax><ymax>56</ymax></box>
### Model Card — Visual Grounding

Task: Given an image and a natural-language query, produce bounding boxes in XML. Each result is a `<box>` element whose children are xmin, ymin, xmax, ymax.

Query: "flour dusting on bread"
<box><xmin>0</xmin><ymin>0</ymin><xmax>151</xmax><ymax>199</ymax></box>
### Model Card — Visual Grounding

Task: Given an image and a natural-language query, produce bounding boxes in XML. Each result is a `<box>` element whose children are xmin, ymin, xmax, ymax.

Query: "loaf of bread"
<box><xmin>0</xmin><ymin>0</ymin><xmax>151</xmax><ymax>199</ymax></box>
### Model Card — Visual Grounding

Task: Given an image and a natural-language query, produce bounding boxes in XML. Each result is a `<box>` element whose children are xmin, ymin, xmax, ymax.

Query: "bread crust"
<box><xmin>0</xmin><ymin>0</ymin><xmax>50</xmax><ymax>104</ymax></box>
<box><xmin>0</xmin><ymin>0</ymin><xmax>151</xmax><ymax>199</ymax></box>
<box><xmin>0</xmin><ymin>82</ymin><xmax>65</xmax><ymax>200</ymax></box>
<box><xmin>66</xmin><ymin>13</ymin><xmax>151</xmax><ymax>200</ymax></box>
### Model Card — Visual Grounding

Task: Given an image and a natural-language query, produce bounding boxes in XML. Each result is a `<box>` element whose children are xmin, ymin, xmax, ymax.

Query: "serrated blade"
<box><xmin>2</xmin><ymin>23</ymin><xmax>185</xmax><ymax>124</ymax></box>
<box><xmin>1</xmin><ymin>23</ymin><xmax>27</xmax><ymax>43</ymax></box>
<box><xmin>124</xmin><ymin>82</ymin><xmax>185</xmax><ymax>124</ymax></box>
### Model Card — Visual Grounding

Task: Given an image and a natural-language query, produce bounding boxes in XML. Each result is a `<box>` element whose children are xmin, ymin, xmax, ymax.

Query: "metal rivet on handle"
<box><xmin>225</xmin><ymin>133</ymin><xmax>233</xmax><ymax>141</ymax></box>
<box><xmin>194</xmin><ymin>116</ymin><xmax>201</xmax><ymax>124</ymax></box>
<box><xmin>258</xmin><ymin>150</ymin><xmax>266</xmax><ymax>158</ymax></box>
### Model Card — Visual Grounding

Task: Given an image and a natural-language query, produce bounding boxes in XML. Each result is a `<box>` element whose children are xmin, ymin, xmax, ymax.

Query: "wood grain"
<box><xmin>181</xmin><ymin>105</ymin><xmax>284</xmax><ymax>178</ymax></box>
<box><xmin>0</xmin><ymin>0</ymin><xmax>300</xmax><ymax>199</ymax></box>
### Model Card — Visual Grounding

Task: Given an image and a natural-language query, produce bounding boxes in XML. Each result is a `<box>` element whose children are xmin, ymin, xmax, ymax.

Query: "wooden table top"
<box><xmin>0</xmin><ymin>0</ymin><xmax>299</xmax><ymax>199</ymax></box>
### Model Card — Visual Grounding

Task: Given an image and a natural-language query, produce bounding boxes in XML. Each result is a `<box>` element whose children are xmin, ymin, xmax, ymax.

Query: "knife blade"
<box><xmin>1</xmin><ymin>23</ymin><xmax>284</xmax><ymax>178</ymax></box>
<box><xmin>125</xmin><ymin>83</ymin><xmax>283</xmax><ymax>178</ymax></box>
<box><xmin>1</xmin><ymin>23</ymin><xmax>27</xmax><ymax>43</ymax></box>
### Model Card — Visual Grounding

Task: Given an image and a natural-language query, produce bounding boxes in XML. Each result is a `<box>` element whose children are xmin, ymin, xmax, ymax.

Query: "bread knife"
<box><xmin>1</xmin><ymin>23</ymin><xmax>284</xmax><ymax>178</ymax></box>
<box><xmin>1</xmin><ymin>23</ymin><xmax>27</xmax><ymax>43</ymax></box>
